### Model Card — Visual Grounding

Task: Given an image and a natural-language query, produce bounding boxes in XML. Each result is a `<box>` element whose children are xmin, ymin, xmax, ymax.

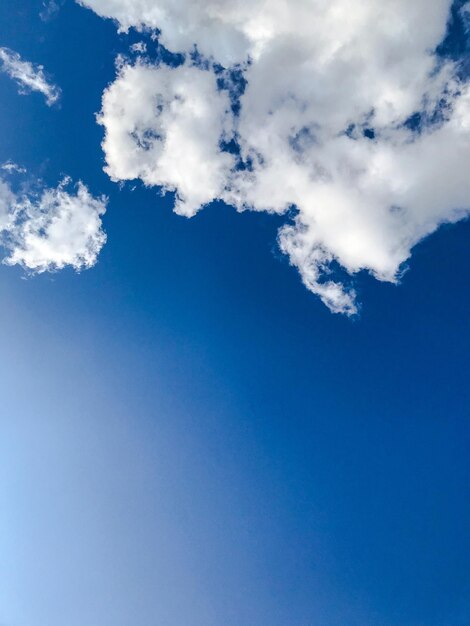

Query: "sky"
<box><xmin>0</xmin><ymin>1</ymin><xmax>470</xmax><ymax>625</ymax></box>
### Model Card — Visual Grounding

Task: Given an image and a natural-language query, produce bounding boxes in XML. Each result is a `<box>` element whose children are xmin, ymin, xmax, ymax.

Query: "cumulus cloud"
<box><xmin>0</xmin><ymin>175</ymin><xmax>107</xmax><ymax>272</ymax></box>
<box><xmin>79</xmin><ymin>0</ymin><xmax>470</xmax><ymax>313</ymax></box>
<box><xmin>0</xmin><ymin>47</ymin><xmax>61</xmax><ymax>106</ymax></box>
<box><xmin>98</xmin><ymin>61</ymin><xmax>234</xmax><ymax>216</ymax></box>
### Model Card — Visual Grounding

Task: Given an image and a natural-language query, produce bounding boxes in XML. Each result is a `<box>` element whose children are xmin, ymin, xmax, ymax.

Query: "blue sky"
<box><xmin>1</xmin><ymin>1</ymin><xmax>470</xmax><ymax>625</ymax></box>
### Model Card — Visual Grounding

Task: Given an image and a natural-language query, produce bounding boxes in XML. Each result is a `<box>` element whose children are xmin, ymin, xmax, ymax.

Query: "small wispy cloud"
<box><xmin>130</xmin><ymin>42</ymin><xmax>147</xmax><ymax>54</ymax></box>
<box><xmin>0</xmin><ymin>47</ymin><xmax>61</xmax><ymax>106</ymax></box>
<box><xmin>1</xmin><ymin>161</ymin><xmax>26</xmax><ymax>174</ymax></box>
<box><xmin>40</xmin><ymin>0</ymin><xmax>65</xmax><ymax>22</ymax></box>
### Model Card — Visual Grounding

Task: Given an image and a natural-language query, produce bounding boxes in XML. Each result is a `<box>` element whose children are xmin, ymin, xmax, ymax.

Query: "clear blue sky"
<box><xmin>1</xmin><ymin>2</ymin><xmax>470</xmax><ymax>625</ymax></box>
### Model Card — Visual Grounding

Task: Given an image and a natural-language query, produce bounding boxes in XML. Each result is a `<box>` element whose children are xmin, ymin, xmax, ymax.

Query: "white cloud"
<box><xmin>0</xmin><ymin>47</ymin><xmax>61</xmax><ymax>106</ymax></box>
<box><xmin>0</xmin><ymin>176</ymin><xmax>107</xmax><ymax>273</ymax></box>
<box><xmin>130</xmin><ymin>42</ymin><xmax>147</xmax><ymax>54</ymax></box>
<box><xmin>0</xmin><ymin>179</ymin><xmax>16</xmax><ymax>233</ymax></box>
<box><xmin>98</xmin><ymin>61</ymin><xmax>234</xmax><ymax>216</ymax></box>
<box><xmin>1</xmin><ymin>161</ymin><xmax>26</xmax><ymax>174</ymax></box>
<box><xmin>80</xmin><ymin>0</ymin><xmax>470</xmax><ymax>313</ymax></box>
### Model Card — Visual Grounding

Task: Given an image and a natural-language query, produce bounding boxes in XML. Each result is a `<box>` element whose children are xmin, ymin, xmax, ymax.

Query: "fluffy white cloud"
<box><xmin>98</xmin><ymin>61</ymin><xmax>234</xmax><ymax>216</ymax></box>
<box><xmin>80</xmin><ymin>0</ymin><xmax>470</xmax><ymax>313</ymax></box>
<box><xmin>0</xmin><ymin>47</ymin><xmax>61</xmax><ymax>106</ymax></box>
<box><xmin>0</xmin><ymin>176</ymin><xmax>107</xmax><ymax>272</ymax></box>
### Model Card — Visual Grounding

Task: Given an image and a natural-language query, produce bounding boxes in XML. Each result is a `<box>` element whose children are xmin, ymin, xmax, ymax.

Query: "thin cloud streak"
<box><xmin>0</xmin><ymin>47</ymin><xmax>61</xmax><ymax>106</ymax></box>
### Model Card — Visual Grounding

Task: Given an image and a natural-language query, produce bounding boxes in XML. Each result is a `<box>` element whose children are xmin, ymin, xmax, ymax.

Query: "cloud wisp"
<box><xmin>80</xmin><ymin>0</ymin><xmax>470</xmax><ymax>313</ymax></box>
<box><xmin>40</xmin><ymin>0</ymin><xmax>65</xmax><ymax>22</ymax></box>
<box><xmin>0</xmin><ymin>47</ymin><xmax>61</xmax><ymax>106</ymax></box>
<box><xmin>0</xmin><ymin>174</ymin><xmax>107</xmax><ymax>272</ymax></box>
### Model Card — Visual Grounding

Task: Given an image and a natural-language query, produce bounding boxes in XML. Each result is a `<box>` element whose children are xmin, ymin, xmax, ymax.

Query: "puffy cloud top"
<box><xmin>80</xmin><ymin>0</ymin><xmax>470</xmax><ymax>313</ymax></box>
<box><xmin>98</xmin><ymin>62</ymin><xmax>234</xmax><ymax>216</ymax></box>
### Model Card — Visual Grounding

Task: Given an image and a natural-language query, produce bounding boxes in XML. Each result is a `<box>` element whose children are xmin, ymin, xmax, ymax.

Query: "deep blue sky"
<box><xmin>1</xmin><ymin>2</ymin><xmax>470</xmax><ymax>625</ymax></box>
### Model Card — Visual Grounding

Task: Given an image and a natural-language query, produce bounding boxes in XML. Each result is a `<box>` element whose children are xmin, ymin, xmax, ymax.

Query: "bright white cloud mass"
<box><xmin>79</xmin><ymin>0</ymin><xmax>470</xmax><ymax>313</ymax></box>
<box><xmin>0</xmin><ymin>47</ymin><xmax>61</xmax><ymax>106</ymax></box>
<box><xmin>0</xmin><ymin>176</ymin><xmax>106</xmax><ymax>272</ymax></box>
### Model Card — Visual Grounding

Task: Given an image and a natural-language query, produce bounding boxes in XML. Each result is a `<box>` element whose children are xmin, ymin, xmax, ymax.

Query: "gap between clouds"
<box><xmin>77</xmin><ymin>0</ymin><xmax>470</xmax><ymax>314</ymax></box>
